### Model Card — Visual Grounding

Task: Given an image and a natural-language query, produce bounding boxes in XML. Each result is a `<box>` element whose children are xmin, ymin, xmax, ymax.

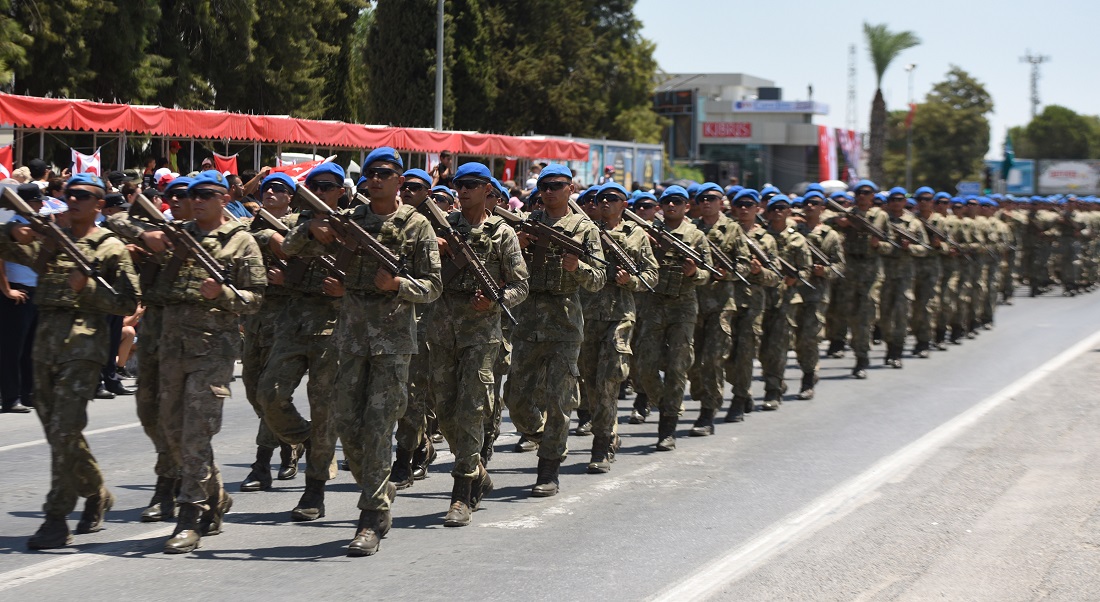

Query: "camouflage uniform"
<box><xmin>829</xmin><ymin>207</ymin><xmax>889</xmax><ymax>368</ymax></box>
<box><xmin>794</xmin><ymin>223</ymin><xmax>844</xmax><ymax>377</ymax></box>
<box><xmin>1054</xmin><ymin>207</ymin><xmax>1082</xmax><ymax>293</ymax></box>
<box><xmin>427</xmin><ymin>212</ymin><xmax>528</xmax><ymax>478</ymax></box>
<box><xmin>0</xmin><ymin>223</ymin><xmax>140</xmax><ymax>518</ymax></box>
<box><xmin>283</xmin><ymin>203</ymin><xmax>440</xmax><ymax>512</ymax></box>
<box><xmin>257</xmin><ymin>212</ymin><xmax>341</xmax><ymax>481</ymax></box>
<box><xmin>759</xmin><ymin>222</ymin><xmax>812</xmax><ymax>396</ymax></box>
<box><xmin>908</xmin><ymin>214</ymin><xmax>942</xmax><ymax>353</ymax></box>
<box><xmin>504</xmin><ymin>210</ymin><xmax>605</xmax><ymax>462</ymax></box>
<box><xmin>159</xmin><ymin>220</ymin><xmax>265</xmax><ymax>509</ymax></box>
<box><xmin>1026</xmin><ymin>205</ymin><xmax>1058</xmax><ymax>294</ymax></box>
<box><xmin>931</xmin><ymin>211</ymin><xmax>960</xmax><ymax>347</ymax></box>
<box><xmin>580</xmin><ymin>220</ymin><xmax>657</xmax><ymax>437</ymax></box>
<box><xmin>1000</xmin><ymin>209</ymin><xmax>1026</xmax><ymax>302</ymax></box>
<box><xmin>724</xmin><ymin>223</ymin><xmax>780</xmax><ymax>412</ymax></box>
<box><xmin>633</xmin><ymin>219</ymin><xmax>711</xmax><ymax>417</ymax></box>
<box><xmin>879</xmin><ymin>213</ymin><xmax>929</xmax><ymax>359</ymax></box>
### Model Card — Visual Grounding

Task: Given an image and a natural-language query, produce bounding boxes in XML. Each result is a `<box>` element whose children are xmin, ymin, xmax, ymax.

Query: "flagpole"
<box><xmin>904</xmin><ymin>63</ymin><xmax>917</xmax><ymax>191</ymax></box>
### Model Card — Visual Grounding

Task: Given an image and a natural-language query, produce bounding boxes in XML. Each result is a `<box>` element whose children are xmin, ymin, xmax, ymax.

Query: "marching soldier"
<box><xmin>793</xmin><ymin>190</ymin><xmax>844</xmax><ymax>399</ymax></box>
<box><xmin>908</xmin><ymin>187</ymin><xmax>942</xmax><ymax>358</ymax></box>
<box><xmin>878</xmin><ymin>188</ymin><xmax>930</xmax><ymax>368</ymax></box>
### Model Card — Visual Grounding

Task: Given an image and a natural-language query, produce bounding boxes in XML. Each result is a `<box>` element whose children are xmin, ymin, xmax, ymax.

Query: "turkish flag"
<box><xmin>0</xmin><ymin>145</ymin><xmax>11</xmax><ymax>179</ymax></box>
<box><xmin>502</xmin><ymin>159</ymin><xmax>517</xmax><ymax>183</ymax></box>
<box><xmin>817</xmin><ymin>126</ymin><xmax>837</xmax><ymax>182</ymax></box>
<box><xmin>72</xmin><ymin>148</ymin><xmax>101</xmax><ymax>175</ymax></box>
<box><xmin>271</xmin><ymin>155</ymin><xmax>337</xmax><ymax>182</ymax></box>
<box><xmin>213</xmin><ymin>152</ymin><xmax>238</xmax><ymax>175</ymax></box>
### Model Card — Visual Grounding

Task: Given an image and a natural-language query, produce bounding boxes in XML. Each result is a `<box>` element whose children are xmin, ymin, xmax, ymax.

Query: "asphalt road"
<box><xmin>2</xmin><ymin>287</ymin><xmax>1100</xmax><ymax>601</ymax></box>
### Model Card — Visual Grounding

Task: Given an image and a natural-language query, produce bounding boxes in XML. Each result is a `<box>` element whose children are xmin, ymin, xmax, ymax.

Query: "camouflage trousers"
<box><xmin>336</xmin><ymin>352</ymin><xmax>409</xmax><ymax>512</ymax></box>
<box><xmin>159</xmin><ymin>353</ymin><xmax>233</xmax><ymax>510</ymax></box>
<box><xmin>936</xmin><ymin>260</ymin><xmax>961</xmax><ymax>334</ymax></box>
<box><xmin>257</xmin><ymin>333</ymin><xmax>339</xmax><ymax>481</ymax></box>
<box><xmin>724</xmin><ymin>307</ymin><xmax>763</xmax><ymax>399</ymax></box>
<box><xmin>824</xmin><ymin>284</ymin><xmax>849</xmax><ymax>347</ymax></box>
<box><xmin>982</xmin><ymin>259</ymin><xmax>1000</xmax><ymax>322</ymax></box>
<box><xmin>432</xmin><ymin>341</ymin><xmax>497</xmax><ymax>478</ymax></box>
<box><xmin>504</xmin><ymin>339</ymin><xmax>581</xmax><ymax>462</ymax></box>
<box><xmin>909</xmin><ymin>259</ymin><xmax>942</xmax><ymax>345</ymax></box>
<box><xmin>968</xmin><ymin>260</ymin><xmax>989</xmax><ymax>324</ymax></box>
<box><xmin>688</xmin><ymin>310</ymin><xmax>731</xmax><ymax>411</ymax></box>
<box><xmin>579</xmin><ymin>319</ymin><xmax>633</xmax><ymax>437</ymax></box>
<box><xmin>395</xmin><ymin>336</ymin><xmax>432</xmax><ymax>454</ymax></box>
<box><xmin>879</xmin><ymin>275</ymin><xmax>913</xmax><ymax>349</ymax></box>
<box><xmin>486</xmin><ymin>331</ymin><xmax>512</xmax><ymax>446</ymax></box>
<box><xmin>956</xmin><ymin>260</ymin><xmax>977</xmax><ymax>328</ymax></box>
<box><xmin>758</xmin><ymin>302</ymin><xmax>793</xmax><ymax>393</ymax></box>
<box><xmin>34</xmin><ymin>358</ymin><xmax>105</xmax><ymax>517</ymax></box>
<box><xmin>134</xmin><ymin>305</ymin><xmax>179</xmax><ymax>478</ymax></box>
<box><xmin>1001</xmin><ymin>250</ymin><xmax>1016</xmax><ymax>300</ymax></box>
<box><xmin>832</xmin><ymin>260</ymin><xmax>881</xmax><ymax>360</ymax></box>
<box><xmin>1057</xmin><ymin>241</ymin><xmax>1079</xmax><ymax>287</ymax></box>
<box><xmin>240</xmin><ymin>306</ymin><xmax>281</xmax><ymax>451</ymax></box>
<box><xmin>634</xmin><ymin>317</ymin><xmax>695</xmax><ymax>417</ymax></box>
<box><xmin>792</xmin><ymin>301</ymin><xmax>825</xmax><ymax>376</ymax></box>
<box><xmin>1030</xmin><ymin>241</ymin><xmax>1052</xmax><ymax>287</ymax></box>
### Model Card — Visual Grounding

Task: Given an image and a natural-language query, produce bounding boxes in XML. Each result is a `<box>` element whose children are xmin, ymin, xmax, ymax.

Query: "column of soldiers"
<box><xmin>10</xmin><ymin>158</ymin><xmax>1100</xmax><ymax>557</ymax></box>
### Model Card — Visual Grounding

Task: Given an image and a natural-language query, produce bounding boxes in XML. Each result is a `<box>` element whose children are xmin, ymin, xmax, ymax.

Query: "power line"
<box><xmin>1020</xmin><ymin>50</ymin><xmax>1050</xmax><ymax>120</ymax></box>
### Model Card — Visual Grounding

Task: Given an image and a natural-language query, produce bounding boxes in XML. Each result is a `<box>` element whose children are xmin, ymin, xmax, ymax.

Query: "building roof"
<box><xmin>654</xmin><ymin>73</ymin><xmax>775</xmax><ymax>92</ymax></box>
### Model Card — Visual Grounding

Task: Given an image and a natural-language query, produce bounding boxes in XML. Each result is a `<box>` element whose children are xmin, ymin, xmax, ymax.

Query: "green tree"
<box><xmin>0</xmin><ymin>0</ymin><xmax>30</xmax><ymax>85</ymax></box>
<box><xmin>863</xmin><ymin>22</ymin><xmax>920</xmax><ymax>186</ymax></box>
<box><xmin>343</xmin><ymin>6</ymin><xmax>374</xmax><ymax>123</ymax></box>
<box><xmin>1024</xmin><ymin>105</ymin><xmax>1091</xmax><ymax>159</ymax></box>
<box><xmin>85</xmin><ymin>0</ymin><xmax>168</xmax><ymax>102</ymax></box>
<box><xmin>881</xmin><ymin>108</ymin><xmax>910</xmax><ymax>186</ymax></box>
<box><xmin>449</xmin><ymin>0</ymin><xmax>499</xmax><ymax>131</ymax></box>
<box><xmin>12</xmin><ymin>0</ymin><xmax>112</xmax><ymax>97</ymax></box>
<box><xmin>1006</xmin><ymin>125</ymin><xmax>1035</xmax><ymax>159</ymax></box>
<box><xmin>319</xmin><ymin>0</ymin><xmax>369</xmax><ymax>122</ymax></box>
<box><xmin>909</xmin><ymin>66</ymin><xmax>992</xmax><ymax>191</ymax></box>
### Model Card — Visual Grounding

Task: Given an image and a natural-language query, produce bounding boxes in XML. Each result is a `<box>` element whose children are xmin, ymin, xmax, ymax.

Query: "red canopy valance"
<box><xmin>0</xmin><ymin>93</ymin><xmax>588</xmax><ymax>161</ymax></box>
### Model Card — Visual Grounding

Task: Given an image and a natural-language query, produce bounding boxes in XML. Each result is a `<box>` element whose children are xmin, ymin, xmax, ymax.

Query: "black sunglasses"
<box><xmin>660</xmin><ymin>197</ymin><xmax>687</xmax><ymax>205</ymax></box>
<box><xmin>856</xmin><ymin>189</ymin><xmax>874</xmax><ymax>196</ymax></box>
<box><xmin>597</xmin><ymin>194</ymin><xmax>625</xmax><ymax>203</ymax></box>
<box><xmin>935</xmin><ymin>200</ymin><xmax>951</xmax><ymax>205</ymax></box>
<box><xmin>432</xmin><ymin>194</ymin><xmax>454</xmax><ymax>204</ymax></box>
<box><xmin>363</xmin><ymin>168</ymin><xmax>399</xmax><ymax>180</ymax></box>
<box><xmin>916</xmin><ymin>196</ymin><xmax>933</xmax><ymax>202</ymax></box>
<box><xmin>805</xmin><ymin>200</ymin><xmax>823</xmax><ymax>207</ymax></box>
<box><xmin>400</xmin><ymin>182</ymin><xmax>428</xmax><ymax>193</ymax></box>
<box><xmin>263</xmin><ymin>183</ymin><xmax>291</xmax><ymax>194</ymax></box>
<box><xmin>634</xmin><ymin>202</ymin><xmax>656</xmax><ymax>210</ymax></box>
<box><xmin>733</xmin><ymin>201</ymin><xmax>757</xmax><ymax>208</ymax></box>
<box><xmin>696</xmin><ymin>194</ymin><xmax>723</xmax><ymax>203</ymax></box>
<box><xmin>190</xmin><ymin>188</ymin><xmax>223</xmax><ymax>201</ymax></box>
<box><xmin>66</xmin><ymin>189</ymin><xmax>99</xmax><ymax>202</ymax></box>
<box><xmin>453</xmin><ymin>179</ymin><xmax>488</xmax><ymax>190</ymax></box>
<box><xmin>307</xmin><ymin>180</ymin><xmax>342</xmax><ymax>192</ymax></box>
<box><xmin>538</xmin><ymin>180</ymin><xmax>570</xmax><ymax>192</ymax></box>
<box><xmin>166</xmin><ymin>189</ymin><xmax>189</xmax><ymax>199</ymax></box>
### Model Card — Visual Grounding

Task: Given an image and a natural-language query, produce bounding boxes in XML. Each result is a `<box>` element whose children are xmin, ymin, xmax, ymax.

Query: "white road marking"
<box><xmin>0</xmin><ymin>422</ymin><xmax>143</xmax><ymax>453</ymax></box>
<box><xmin>651</xmin><ymin>327</ymin><xmax>1100</xmax><ymax>602</ymax></box>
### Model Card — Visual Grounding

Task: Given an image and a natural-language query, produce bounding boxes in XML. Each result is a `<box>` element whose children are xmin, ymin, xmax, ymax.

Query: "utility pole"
<box><xmin>434</xmin><ymin>0</ymin><xmax>444</xmax><ymax>130</ymax></box>
<box><xmin>905</xmin><ymin>63</ymin><xmax>916</xmax><ymax>191</ymax></box>
<box><xmin>846</xmin><ymin>44</ymin><xmax>857</xmax><ymax>133</ymax></box>
<box><xmin>1020</xmin><ymin>50</ymin><xmax>1050</xmax><ymax>119</ymax></box>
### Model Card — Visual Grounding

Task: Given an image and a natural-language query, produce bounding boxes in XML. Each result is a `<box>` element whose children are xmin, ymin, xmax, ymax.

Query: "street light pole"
<box><xmin>905</xmin><ymin>63</ymin><xmax>916</xmax><ymax>191</ymax></box>
<box><xmin>434</xmin><ymin>0</ymin><xmax>444</xmax><ymax>130</ymax></box>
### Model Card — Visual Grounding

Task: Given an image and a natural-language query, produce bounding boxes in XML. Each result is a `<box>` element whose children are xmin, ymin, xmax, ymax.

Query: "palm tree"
<box><xmin>864</xmin><ymin>23</ymin><xmax>920</xmax><ymax>186</ymax></box>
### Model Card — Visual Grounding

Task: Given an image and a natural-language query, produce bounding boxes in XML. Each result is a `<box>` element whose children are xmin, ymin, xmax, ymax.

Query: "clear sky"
<box><xmin>635</xmin><ymin>0</ymin><xmax>1093</xmax><ymax>159</ymax></box>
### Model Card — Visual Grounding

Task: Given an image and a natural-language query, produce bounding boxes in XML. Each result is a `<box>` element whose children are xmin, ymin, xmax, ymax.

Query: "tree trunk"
<box><xmin>868</xmin><ymin>88</ymin><xmax>887</xmax><ymax>186</ymax></box>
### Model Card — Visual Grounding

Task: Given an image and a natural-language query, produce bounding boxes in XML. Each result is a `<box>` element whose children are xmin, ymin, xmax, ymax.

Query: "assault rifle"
<box><xmin>795</xmin><ymin>226</ymin><xmax>844</xmax><ymax>279</ymax></box>
<box><xmin>294</xmin><ymin>186</ymin><xmax>429</xmax><ymax>294</ymax></box>
<box><xmin>492</xmin><ymin>205</ymin><xmax>608</xmax><ymax>269</ymax></box>
<box><xmin>916</xmin><ymin>215</ymin><xmax>972</xmax><ymax>263</ymax></box>
<box><xmin>621</xmin><ymin>208</ymin><xmax>720</xmax><ymax>276</ymax></box>
<box><xmin>252</xmin><ymin>208</ymin><xmax>345</xmax><ymax>282</ymax></box>
<box><xmin>887</xmin><ymin>221</ymin><xmax>934</xmax><ymax>251</ymax></box>
<box><xmin>743</xmin><ymin>231</ymin><xmax>815</xmax><ymax>290</ymax></box>
<box><xmin>825</xmin><ymin>198</ymin><xmax>901</xmax><ymax>249</ymax></box>
<box><xmin>130</xmin><ymin>193</ymin><xmax>249</xmax><ymax>303</ymax></box>
<box><xmin>422</xmin><ymin>199</ymin><xmax>517</xmax><ymax>324</ymax></box>
<box><xmin>0</xmin><ymin>186</ymin><xmax>117</xmax><ymax>294</ymax></box>
<box><xmin>566</xmin><ymin>199</ymin><xmax>656</xmax><ymax>292</ymax></box>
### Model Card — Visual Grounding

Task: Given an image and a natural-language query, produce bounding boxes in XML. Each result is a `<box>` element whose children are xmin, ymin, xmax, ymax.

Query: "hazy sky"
<box><xmin>635</xmin><ymin>0</ymin><xmax>1093</xmax><ymax>159</ymax></box>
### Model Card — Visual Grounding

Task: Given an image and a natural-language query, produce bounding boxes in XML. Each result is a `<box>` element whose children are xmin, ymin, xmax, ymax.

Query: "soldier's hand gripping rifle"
<box><xmin>916</xmin><ymin>216</ymin><xmax>972</xmax><ymax>263</ymax></box>
<box><xmin>887</xmin><ymin>221</ymin><xmax>934</xmax><ymax>251</ymax></box>
<box><xmin>422</xmin><ymin>198</ymin><xmax>517</xmax><ymax>324</ymax></box>
<box><xmin>565</xmin><ymin>199</ymin><xmax>657</xmax><ymax>292</ymax></box>
<box><xmin>743</xmin><ymin>232</ymin><xmax>815</xmax><ymax>290</ymax></box>
<box><xmin>621</xmin><ymin>207</ymin><xmax>720</xmax><ymax>276</ymax></box>
<box><xmin>130</xmin><ymin>193</ymin><xmax>249</xmax><ymax>303</ymax></box>
<box><xmin>492</xmin><ymin>205</ymin><xmax>609</xmax><ymax>269</ymax></box>
<box><xmin>797</xmin><ymin>228</ymin><xmax>844</xmax><ymax>279</ymax></box>
<box><xmin>1</xmin><ymin>186</ymin><xmax>118</xmax><ymax>294</ymax></box>
<box><xmin>294</xmin><ymin>185</ymin><xmax>430</xmax><ymax>294</ymax></box>
<box><xmin>252</xmin><ymin>208</ymin><xmax>345</xmax><ymax>281</ymax></box>
<box><xmin>825</xmin><ymin>198</ymin><xmax>901</xmax><ymax>249</ymax></box>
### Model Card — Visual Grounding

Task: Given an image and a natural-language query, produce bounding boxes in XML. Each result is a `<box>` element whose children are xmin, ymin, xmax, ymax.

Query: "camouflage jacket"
<box><xmin>693</xmin><ymin>213</ymin><xmax>753</xmax><ymax>315</ymax></box>
<box><xmin>801</xmin><ymin>222</ymin><xmax>845</xmax><ymax>302</ymax></box>
<box><xmin>766</xmin><ymin>222</ymin><xmax>813</xmax><ymax>306</ymax></box>
<box><xmin>580</xmin><ymin>219</ymin><xmax>658</xmax><ymax>322</ymax></box>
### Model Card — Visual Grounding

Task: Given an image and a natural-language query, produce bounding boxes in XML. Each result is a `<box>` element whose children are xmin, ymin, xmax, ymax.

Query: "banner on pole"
<box><xmin>0</xmin><ymin>144</ymin><xmax>11</xmax><ymax>179</ymax></box>
<box><xmin>213</xmin><ymin>152</ymin><xmax>238</xmax><ymax>175</ymax></box>
<box><xmin>817</xmin><ymin>126</ymin><xmax>837</xmax><ymax>182</ymax></box>
<box><xmin>72</xmin><ymin>147</ymin><xmax>102</xmax><ymax>175</ymax></box>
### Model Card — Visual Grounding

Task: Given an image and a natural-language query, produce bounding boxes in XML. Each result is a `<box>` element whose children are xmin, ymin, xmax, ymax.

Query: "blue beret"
<box><xmin>165</xmin><ymin>176</ymin><xmax>193</xmax><ymax>191</ymax></box>
<box><xmin>805</xmin><ymin>183</ymin><xmax>825</xmax><ymax>194</ymax></box>
<box><xmin>790</xmin><ymin>196</ymin><xmax>805</xmax><ymax>206</ymax></box>
<box><xmin>598</xmin><ymin>182</ymin><xmax>630</xmax><ymax>198</ymax></box>
<box><xmin>854</xmin><ymin>179</ymin><xmax>878</xmax><ymax>192</ymax></box>
<box><xmin>537</xmin><ymin>163</ymin><xmax>572</xmax><ymax>182</ymax></box>
<box><xmin>733</xmin><ymin>189</ymin><xmax>761</xmax><ymax>203</ymax></box>
<box><xmin>685</xmin><ymin>183</ymin><xmax>701</xmax><ymax>198</ymax></box>
<box><xmin>964</xmin><ymin>195</ymin><xmax>978</xmax><ymax>201</ymax></box>
<box><xmin>830</xmin><ymin>191</ymin><xmax>848</xmax><ymax>200</ymax></box>
<box><xmin>906</xmin><ymin>197</ymin><xmax>917</xmax><ymax>207</ymax></box>
<box><xmin>933</xmin><ymin>192</ymin><xmax>951</xmax><ymax>201</ymax></box>
<box><xmin>67</xmin><ymin>173</ymin><xmax>106</xmax><ymax>190</ymax></box>
<box><xmin>491</xmin><ymin>177</ymin><xmax>508</xmax><ymax>199</ymax></box>
<box><xmin>951</xmin><ymin>197</ymin><xmax>964</xmax><ymax>205</ymax></box>
<box><xmin>887</xmin><ymin>186</ymin><xmax>908</xmax><ymax>198</ymax></box>
<box><xmin>803</xmin><ymin>190</ymin><xmax>824</xmax><ymax>201</ymax></box>
<box><xmin>188</xmin><ymin>170</ymin><xmax>229</xmax><ymax>191</ymax></box>
<box><xmin>402</xmin><ymin>168</ymin><xmax>432</xmax><ymax>185</ymax></box>
<box><xmin>633</xmin><ymin>191</ymin><xmax>657</xmax><ymax>205</ymax></box>
<box><xmin>766</xmin><ymin>195</ymin><xmax>791</xmax><ymax>209</ymax></box>
<box><xmin>431</xmin><ymin>185</ymin><xmax>455</xmax><ymax>199</ymax></box>
<box><xmin>363</xmin><ymin>147</ymin><xmax>404</xmax><ymax>170</ymax></box>
<box><xmin>978</xmin><ymin>196</ymin><xmax>993</xmax><ymax>207</ymax></box>
<box><xmin>261</xmin><ymin>173</ymin><xmax>296</xmax><ymax>191</ymax></box>
<box><xmin>914</xmin><ymin>186</ymin><xmax>935</xmax><ymax>197</ymax></box>
<box><xmin>305</xmin><ymin>162</ymin><xmax>345</xmax><ymax>184</ymax></box>
<box><xmin>990</xmin><ymin>200</ymin><xmax>1000</xmax><ymax>207</ymax></box>
<box><xmin>873</xmin><ymin>192</ymin><xmax>887</xmax><ymax>203</ymax></box>
<box><xmin>990</xmin><ymin>193</ymin><xmax>1004</xmax><ymax>201</ymax></box>
<box><xmin>725</xmin><ymin>185</ymin><xmax>744</xmax><ymax>196</ymax></box>
<box><xmin>453</xmin><ymin>162</ymin><xmax>492</xmax><ymax>181</ymax></box>
<box><xmin>695</xmin><ymin>182</ymin><xmax>724</xmax><ymax>197</ymax></box>
<box><xmin>760</xmin><ymin>185</ymin><xmax>782</xmax><ymax>198</ymax></box>
<box><xmin>660</xmin><ymin>185</ymin><xmax>689</xmax><ymax>200</ymax></box>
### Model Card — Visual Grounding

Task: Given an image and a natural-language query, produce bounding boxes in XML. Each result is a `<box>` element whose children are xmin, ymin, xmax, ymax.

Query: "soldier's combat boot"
<box><xmin>240</xmin><ymin>446</ymin><xmax>274</xmax><ymax>492</ymax></box>
<box><xmin>689</xmin><ymin>408</ymin><xmax>716</xmax><ymax>437</ymax></box>
<box><xmin>428</xmin><ymin>411</ymin><xmax>444</xmax><ymax>444</ymax></box>
<box><xmin>411</xmin><ymin>437</ymin><xmax>436</xmax><ymax>480</ymax></box>
<box><xmin>914</xmin><ymin>341</ymin><xmax>930</xmax><ymax>359</ymax></box>
<box><xmin>797</xmin><ymin>372</ymin><xmax>817</xmax><ymax>400</ymax></box>
<box><xmin>443</xmin><ymin>476</ymin><xmax>474</xmax><ymax>527</ymax></box>
<box><xmin>291</xmin><ymin>478</ymin><xmax>326</xmax><ymax>521</ymax></box>
<box><xmin>618</xmin><ymin>380</ymin><xmax>633</xmax><ymax>400</ymax></box>
<box><xmin>277</xmin><ymin>442</ymin><xmax>303</xmax><ymax>480</ymax></box>
<box><xmin>389</xmin><ymin>447</ymin><xmax>415</xmax><ymax>489</ymax></box>
<box><xmin>826</xmin><ymin>339</ymin><xmax>845</xmax><ymax>359</ymax></box>
<box><xmin>76</xmin><ymin>487</ymin><xmax>115</xmax><ymax>534</ymax></box>
<box><xmin>873</xmin><ymin>325</ymin><xmax>883</xmax><ymax>345</ymax></box>
<box><xmin>164</xmin><ymin>503</ymin><xmax>202</xmax><ymax>554</ymax></box>
<box><xmin>480</xmin><ymin>431</ymin><xmax>496</xmax><ymax>466</ymax></box>
<box><xmin>200</xmin><ymin>489</ymin><xmax>233</xmax><ymax>536</ymax></box>
<box><xmin>852</xmin><ymin>356</ymin><xmax>869</xmax><ymax>380</ymax></box>
<box><xmin>725</xmin><ymin>397</ymin><xmax>747</xmax><ymax>423</ymax></box>
<box><xmin>628</xmin><ymin>393</ymin><xmax>650</xmax><ymax>424</ymax></box>
<box><xmin>470</xmin><ymin>461</ymin><xmax>494</xmax><ymax>509</ymax></box>
<box><xmin>513</xmin><ymin>434</ymin><xmax>539</xmax><ymax>453</ymax></box>
<box><xmin>347</xmin><ymin>510</ymin><xmax>390</xmax><ymax>557</ymax></box>
<box><xmin>588</xmin><ymin>434</ymin><xmax>613</xmax><ymax>473</ymax></box>
<box><xmin>934</xmin><ymin>327</ymin><xmax>948</xmax><ymax>351</ymax></box>
<box><xmin>27</xmin><ymin>516</ymin><xmax>72</xmax><ymax>550</ymax></box>
<box><xmin>574</xmin><ymin>408</ymin><xmax>593</xmax><ymax>436</ymax></box>
<box><xmin>142</xmin><ymin>476</ymin><xmax>178</xmax><ymax>522</ymax></box>
<box><xmin>761</xmin><ymin>390</ymin><xmax>780</xmax><ymax>411</ymax></box>
<box><xmin>531</xmin><ymin>458</ymin><xmax>561</xmax><ymax>497</ymax></box>
<box><xmin>950</xmin><ymin>324</ymin><xmax>964</xmax><ymax>344</ymax></box>
<box><xmin>656</xmin><ymin>415</ymin><xmax>677</xmax><ymax>451</ymax></box>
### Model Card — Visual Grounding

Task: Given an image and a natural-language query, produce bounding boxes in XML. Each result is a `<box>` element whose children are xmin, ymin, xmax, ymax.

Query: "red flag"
<box><xmin>817</xmin><ymin>126</ymin><xmax>837</xmax><ymax>182</ymax></box>
<box><xmin>0</xmin><ymin>145</ymin><xmax>11</xmax><ymax>179</ymax></box>
<box><xmin>270</xmin><ymin>155</ymin><xmax>336</xmax><ymax>182</ymax></box>
<box><xmin>502</xmin><ymin>159</ymin><xmax>517</xmax><ymax>183</ymax></box>
<box><xmin>72</xmin><ymin>147</ymin><xmax>102</xmax><ymax>175</ymax></box>
<box><xmin>213</xmin><ymin>152</ymin><xmax>238</xmax><ymax>175</ymax></box>
<box><xmin>905</xmin><ymin>103</ymin><xmax>917</xmax><ymax>130</ymax></box>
